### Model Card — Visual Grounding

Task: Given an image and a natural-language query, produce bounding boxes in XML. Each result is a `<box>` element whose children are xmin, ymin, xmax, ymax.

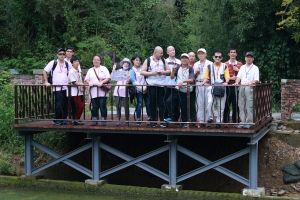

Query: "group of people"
<box><xmin>43</xmin><ymin>46</ymin><xmax>259</xmax><ymax>129</ymax></box>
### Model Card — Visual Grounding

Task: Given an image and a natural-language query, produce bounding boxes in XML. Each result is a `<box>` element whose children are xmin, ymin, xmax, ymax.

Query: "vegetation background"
<box><xmin>0</xmin><ymin>0</ymin><xmax>299</xmax><ymax>173</ymax></box>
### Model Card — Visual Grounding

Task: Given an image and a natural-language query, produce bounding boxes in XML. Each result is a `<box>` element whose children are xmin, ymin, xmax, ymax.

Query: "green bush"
<box><xmin>0</xmin><ymin>153</ymin><xmax>16</xmax><ymax>175</ymax></box>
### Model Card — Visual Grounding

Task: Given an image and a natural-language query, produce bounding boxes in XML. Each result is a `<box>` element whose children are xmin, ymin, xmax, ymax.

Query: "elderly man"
<box><xmin>141</xmin><ymin>46</ymin><xmax>170</xmax><ymax>128</ymax></box>
<box><xmin>43</xmin><ymin>48</ymin><xmax>71</xmax><ymax>125</ymax></box>
<box><xmin>194</xmin><ymin>48</ymin><xmax>213</xmax><ymax>128</ymax></box>
<box><xmin>168</xmin><ymin>53</ymin><xmax>194</xmax><ymax>128</ymax></box>
<box><xmin>234</xmin><ymin>52</ymin><xmax>259</xmax><ymax>129</ymax></box>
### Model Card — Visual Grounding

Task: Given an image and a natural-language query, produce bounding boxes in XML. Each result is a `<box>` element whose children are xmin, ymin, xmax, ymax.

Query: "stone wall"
<box><xmin>281</xmin><ymin>79</ymin><xmax>300</xmax><ymax>120</ymax></box>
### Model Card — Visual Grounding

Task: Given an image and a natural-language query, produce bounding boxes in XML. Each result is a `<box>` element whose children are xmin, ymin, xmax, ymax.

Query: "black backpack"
<box><xmin>48</xmin><ymin>60</ymin><xmax>69</xmax><ymax>84</ymax></box>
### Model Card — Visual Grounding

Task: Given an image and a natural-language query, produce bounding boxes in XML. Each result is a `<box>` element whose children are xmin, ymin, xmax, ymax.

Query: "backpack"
<box><xmin>145</xmin><ymin>57</ymin><xmax>166</xmax><ymax>79</ymax></box>
<box><xmin>48</xmin><ymin>60</ymin><xmax>69</xmax><ymax>84</ymax></box>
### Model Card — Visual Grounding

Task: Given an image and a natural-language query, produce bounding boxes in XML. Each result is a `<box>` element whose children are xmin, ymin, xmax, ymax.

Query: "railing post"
<box><xmin>187</xmin><ymin>83</ymin><xmax>190</xmax><ymax>128</ymax></box>
<box><xmin>253</xmin><ymin>85</ymin><xmax>257</xmax><ymax>123</ymax></box>
<box><xmin>14</xmin><ymin>85</ymin><xmax>19</xmax><ymax>124</ymax></box>
<box><xmin>125</xmin><ymin>84</ymin><xmax>129</xmax><ymax>127</ymax></box>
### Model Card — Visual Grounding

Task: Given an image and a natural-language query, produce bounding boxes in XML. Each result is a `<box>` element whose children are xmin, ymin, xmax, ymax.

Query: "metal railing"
<box><xmin>14</xmin><ymin>83</ymin><xmax>272</xmax><ymax>127</ymax></box>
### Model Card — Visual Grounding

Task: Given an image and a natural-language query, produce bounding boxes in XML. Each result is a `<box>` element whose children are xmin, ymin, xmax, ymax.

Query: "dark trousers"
<box><xmin>166</xmin><ymin>90</ymin><xmax>180</xmax><ymax>121</ymax></box>
<box><xmin>91</xmin><ymin>97</ymin><xmax>107</xmax><ymax>119</ymax></box>
<box><xmin>190</xmin><ymin>89</ymin><xmax>197</xmax><ymax>122</ymax></box>
<box><xmin>223</xmin><ymin>86</ymin><xmax>239</xmax><ymax>123</ymax></box>
<box><xmin>54</xmin><ymin>90</ymin><xmax>68</xmax><ymax>121</ymax></box>
<box><xmin>148</xmin><ymin>86</ymin><xmax>166</xmax><ymax>121</ymax></box>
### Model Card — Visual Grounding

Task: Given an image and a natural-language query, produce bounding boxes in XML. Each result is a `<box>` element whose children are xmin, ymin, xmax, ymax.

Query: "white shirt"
<box><xmin>146</xmin><ymin>56</ymin><xmax>167</xmax><ymax>86</ymax></box>
<box><xmin>165</xmin><ymin>57</ymin><xmax>181</xmax><ymax>86</ymax></box>
<box><xmin>194</xmin><ymin>59</ymin><xmax>213</xmax><ymax>82</ymax></box>
<box><xmin>237</xmin><ymin>64</ymin><xmax>259</xmax><ymax>84</ymax></box>
<box><xmin>68</xmin><ymin>68</ymin><xmax>83</xmax><ymax>96</ymax></box>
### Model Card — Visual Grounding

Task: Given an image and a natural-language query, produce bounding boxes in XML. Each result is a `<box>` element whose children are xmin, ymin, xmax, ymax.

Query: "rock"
<box><xmin>294</xmin><ymin>130</ymin><xmax>300</xmax><ymax>134</ymax></box>
<box><xmin>294</xmin><ymin>160</ymin><xmax>300</xmax><ymax>169</ymax></box>
<box><xmin>272</xmin><ymin>173</ymin><xmax>277</xmax><ymax>177</ymax></box>
<box><xmin>283</xmin><ymin>164</ymin><xmax>300</xmax><ymax>176</ymax></box>
<box><xmin>277</xmin><ymin>190</ymin><xmax>286</xmax><ymax>196</ymax></box>
<box><xmin>276</xmin><ymin>130</ymin><xmax>294</xmax><ymax>134</ymax></box>
<box><xmin>278</xmin><ymin>125</ymin><xmax>287</xmax><ymax>130</ymax></box>
<box><xmin>283</xmin><ymin>174</ymin><xmax>300</xmax><ymax>184</ymax></box>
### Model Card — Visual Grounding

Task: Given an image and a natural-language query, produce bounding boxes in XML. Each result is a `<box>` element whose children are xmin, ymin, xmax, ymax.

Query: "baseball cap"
<box><xmin>57</xmin><ymin>48</ymin><xmax>65</xmax><ymax>53</ymax></box>
<box><xmin>197</xmin><ymin>48</ymin><xmax>207</xmax><ymax>54</ymax></box>
<box><xmin>245</xmin><ymin>51</ymin><xmax>254</xmax><ymax>57</ymax></box>
<box><xmin>180</xmin><ymin>53</ymin><xmax>189</xmax><ymax>58</ymax></box>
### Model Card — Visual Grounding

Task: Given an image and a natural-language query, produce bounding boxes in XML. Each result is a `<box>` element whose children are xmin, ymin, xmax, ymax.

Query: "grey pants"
<box><xmin>238</xmin><ymin>86</ymin><xmax>253</xmax><ymax>123</ymax></box>
<box><xmin>115</xmin><ymin>96</ymin><xmax>125</xmax><ymax>120</ymax></box>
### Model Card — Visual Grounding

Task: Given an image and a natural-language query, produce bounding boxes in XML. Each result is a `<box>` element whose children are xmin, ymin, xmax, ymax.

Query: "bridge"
<box><xmin>12</xmin><ymin>83</ymin><xmax>272</xmax><ymax>194</ymax></box>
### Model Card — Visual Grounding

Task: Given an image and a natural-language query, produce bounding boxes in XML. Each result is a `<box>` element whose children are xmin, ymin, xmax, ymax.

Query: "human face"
<box><xmin>167</xmin><ymin>46</ymin><xmax>175</xmax><ymax>58</ymax></box>
<box><xmin>72</xmin><ymin>60</ymin><xmax>80</xmax><ymax>69</ymax></box>
<box><xmin>180</xmin><ymin>56</ymin><xmax>189</xmax><ymax>66</ymax></box>
<box><xmin>154</xmin><ymin>49</ymin><xmax>163</xmax><ymax>60</ymax></box>
<box><xmin>188</xmin><ymin>52</ymin><xmax>196</xmax><ymax>63</ymax></box>
<box><xmin>197</xmin><ymin>51</ymin><xmax>206</xmax><ymax>61</ymax></box>
<box><xmin>245</xmin><ymin>56</ymin><xmax>254</xmax><ymax>65</ymax></box>
<box><xmin>93</xmin><ymin>56</ymin><xmax>101</xmax><ymax>67</ymax></box>
<box><xmin>213</xmin><ymin>53</ymin><xmax>223</xmax><ymax>64</ymax></box>
<box><xmin>228</xmin><ymin>50</ymin><xmax>237</xmax><ymax>60</ymax></box>
<box><xmin>133</xmin><ymin>58</ymin><xmax>141</xmax><ymax>67</ymax></box>
<box><xmin>66</xmin><ymin>49</ymin><xmax>74</xmax><ymax>59</ymax></box>
<box><xmin>57</xmin><ymin>51</ymin><xmax>65</xmax><ymax>61</ymax></box>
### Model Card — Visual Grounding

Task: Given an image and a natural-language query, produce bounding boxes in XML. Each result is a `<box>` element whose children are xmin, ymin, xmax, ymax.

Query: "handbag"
<box><xmin>93</xmin><ymin>68</ymin><xmax>112</xmax><ymax>92</ymax></box>
<box><xmin>212</xmin><ymin>64</ymin><xmax>225</xmax><ymax>97</ymax></box>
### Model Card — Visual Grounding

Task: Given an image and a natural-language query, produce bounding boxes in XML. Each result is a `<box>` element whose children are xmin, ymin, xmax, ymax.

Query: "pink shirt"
<box><xmin>44</xmin><ymin>60</ymin><xmax>72</xmax><ymax>91</ymax></box>
<box><xmin>85</xmin><ymin>66</ymin><xmax>111</xmax><ymax>98</ymax></box>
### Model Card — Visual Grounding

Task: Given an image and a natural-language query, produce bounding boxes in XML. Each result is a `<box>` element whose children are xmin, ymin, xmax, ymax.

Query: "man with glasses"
<box><xmin>194</xmin><ymin>48</ymin><xmax>213</xmax><ymax>128</ymax></box>
<box><xmin>223</xmin><ymin>48</ymin><xmax>243</xmax><ymax>127</ymax></box>
<box><xmin>202</xmin><ymin>50</ymin><xmax>230</xmax><ymax>128</ymax></box>
<box><xmin>43</xmin><ymin>48</ymin><xmax>72</xmax><ymax>125</ymax></box>
<box><xmin>141</xmin><ymin>46</ymin><xmax>170</xmax><ymax>128</ymax></box>
<box><xmin>233</xmin><ymin>52</ymin><xmax>259</xmax><ymax>129</ymax></box>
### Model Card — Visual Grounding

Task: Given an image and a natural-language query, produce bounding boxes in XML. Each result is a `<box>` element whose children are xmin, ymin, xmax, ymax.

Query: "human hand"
<box><xmin>178</xmin><ymin>81</ymin><xmax>184</xmax><ymax>87</ymax></box>
<box><xmin>222</xmin><ymin>82</ymin><xmax>228</xmax><ymax>86</ymax></box>
<box><xmin>152</xmin><ymin>71</ymin><xmax>158</xmax><ymax>76</ymax></box>
<box><xmin>97</xmin><ymin>82</ymin><xmax>103</xmax><ymax>87</ymax></box>
<box><xmin>233</xmin><ymin>65</ymin><xmax>239</xmax><ymax>71</ymax></box>
<box><xmin>89</xmin><ymin>82</ymin><xmax>94</xmax><ymax>87</ymax></box>
<box><xmin>113</xmin><ymin>63</ymin><xmax>117</xmax><ymax>71</ymax></box>
<box><xmin>45</xmin><ymin>82</ymin><xmax>51</xmax><ymax>87</ymax></box>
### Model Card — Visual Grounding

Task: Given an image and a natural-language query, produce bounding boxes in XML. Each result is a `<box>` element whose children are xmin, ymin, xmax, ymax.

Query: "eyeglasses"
<box><xmin>58</xmin><ymin>53</ymin><xmax>65</xmax><ymax>56</ymax></box>
<box><xmin>214</xmin><ymin>56</ymin><xmax>222</xmax><ymax>59</ymax></box>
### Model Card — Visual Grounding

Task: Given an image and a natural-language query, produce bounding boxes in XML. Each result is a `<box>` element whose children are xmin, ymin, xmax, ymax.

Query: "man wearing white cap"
<box><xmin>168</xmin><ymin>53</ymin><xmax>194</xmax><ymax>128</ymax></box>
<box><xmin>233</xmin><ymin>52</ymin><xmax>259</xmax><ymax>129</ymax></box>
<box><xmin>194</xmin><ymin>48</ymin><xmax>213</xmax><ymax>128</ymax></box>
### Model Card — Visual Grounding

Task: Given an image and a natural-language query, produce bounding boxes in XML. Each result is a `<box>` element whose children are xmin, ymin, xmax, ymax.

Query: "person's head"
<box><xmin>180</xmin><ymin>53</ymin><xmax>189</xmax><ymax>66</ymax></box>
<box><xmin>70</xmin><ymin>56</ymin><xmax>80</xmax><ymax>69</ymax></box>
<box><xmin>228</xmin><ymin>48</ymin><xmax>238</xmax><ymax>60</ymax></box>
<box><xmin>93</xmin><ymin>55</ymin><xmax>101</xmax><ymax>67</ymax></box>
<box><xmin>245</xmin><ymin>52</ymin><xmax>254</xmax><ymax>65</ymax></box>
<box><xmin>197</xmin><ymin>48</ymin><xmax>207</xmax><ymax>61</ymax></box>
<box><xmin>166</xmin><ymin>46</ymin><xmax>175</xmax><ymax>58</ymax></box>
<box><xmin>131</xmin><ymin>55</ymin><xmax>142</xmax><ymax>67</ymax></box>
<box><xmin>188</xmin><ymin>52</ymin><xmax>196</xmax><ymax>64</ymax></box>
<box><xmin>153</xmin><ymin>46</ymin><xmax>163</xmax><ymax>60</ymax></box>
<box><xmin>119</xmin><ymin>58</ymin><xmax>132</xmax><ymax>70</ymax></box>
<box><xmin>56</xmin><ymin>48</ymin><xmax>66</xmax><ymax>61</ymax></box>
<box><xmin>212</xmin><ymin>49</ymin><xmax>223</xmax><ymax>64</ymax></box>
<box><xmin>66</xmin><ymin>47</ymin><xmax>74</xmax><ymax>60</ymax></box>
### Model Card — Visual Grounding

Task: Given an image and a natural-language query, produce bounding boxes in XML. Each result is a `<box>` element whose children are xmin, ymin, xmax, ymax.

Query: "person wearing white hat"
<box><xmin>168</xmin><ymin>53</ymin><xmax>194</xmax><ymax>128</ymax></box>
<box><xmin>112</xmin><ymin>58</ymin><xmax>132</xmax><ymax>126</ymax></box>
<box><xmin>194</xmin><ymin>48</ymin><xmax>213</xmax><ymax>128</ymax></box>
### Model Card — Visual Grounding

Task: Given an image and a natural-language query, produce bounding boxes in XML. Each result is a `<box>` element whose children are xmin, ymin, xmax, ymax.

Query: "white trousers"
<box><xmin>195</xmin><ymin>85</ymin><xmax>209</xmax><ymax>122</ymax></box>
<box><xmin>207</xmin><ymin>86</ymin><xmax>226</xmax><ymax>123</ymax></box>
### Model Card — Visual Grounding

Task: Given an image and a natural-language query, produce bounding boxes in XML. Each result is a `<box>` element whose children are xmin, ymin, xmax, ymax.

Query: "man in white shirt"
<box><xmin>194</xmin><ymin>48</ymin><xmax>213</xmax><ymax>128</ymax></box>
<box><xmin>141</xmin><ymin>46</ymin><xmax>170</xmax><ymax>128</ymax></box>
<box><xmin>43</xmin><ymin>48</ymin><xmax>71</xmax><ymax>125</ymax></box>
<box><xmin>233</xmin><ymin>52</ymin><xmax>260</xmax><ymax>129</ymax></box>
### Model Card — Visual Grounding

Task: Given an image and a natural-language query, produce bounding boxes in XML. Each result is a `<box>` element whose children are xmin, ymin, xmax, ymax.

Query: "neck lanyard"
<box><xmin>59</xmin><ymin>62</ymin><xmax>64</xmax><ymax>73</ymax></box>
<box><xmin>245</xmin><ymin>64</ymin><xmax>253</xmax><ymax>78</ymax></box>
<box><xmin>77</xmin><ymin>70</ymin><xmax>81</xmax><ymax>80</ymax></box>
<box><xmin>152</xmin><ymin>57</ymin><xmax>159</xmax><ymax>68</ymax></box>
<box><xmin>182</xmin><ymin>66</ymin><xmax>188</xmax><ymax>78</ymax></box>
<box><xmin>214</xmin><ymin>65</ymin><xmax>220</xmax><ymax>78</ymax></box>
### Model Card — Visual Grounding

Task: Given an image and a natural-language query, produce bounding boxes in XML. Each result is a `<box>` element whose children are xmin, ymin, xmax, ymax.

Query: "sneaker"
<box><xmin>207</xmin><ymin>119</ymin><xmax>213</xmax><ymax>123</ymax></box>
<box><xmin>182</xmin><ymin>123</ymin><xmax>187</xmax><ymax>128</ymax></box>
<box><xmin>160</xmin><ymin>123</ymin><xmax>168</xmax><ymax>128</ymax></box>
<box><xmin>61</xmin><ymin>120</ymin><xmax>68</xmax><ymax>125</ymax></box>
<box><xmin>164</xmin><ymin>118</ymin><xmax>172</xmax><ymax>122</ymax></box>
<box><xmin>52</xmin><ymin>121</ymin><xmax>61</xmax><ymax>125</ymax></box>
<box><xmin>216</xmin><ymin>124</ymin><xmax>221</xmax><ymax>128</ymax></box>
<box><xmin>243</xmin><ymin>125</ymin><xmax>251</xmax><ymax>129</ymax></box>
<box><xmin>91</xmin><ymin>121</ymin><xmax>98</xmax><ymax>126</ymax></box>
<box><xmin>223</xmin><ymin>124</ymin><xmax>229</xmax><ymax>128</ymax></box>
<box><xmin>74</xmin><ymin>121</ymin><xmax>84</xmax><ymax>125</ymax></box>
<box><xmin>101</xmin><ymin>121</ymin><xmax>106</xmax><ymax>126</ymax></box>
<box><xmin>116</xmin><ymin>121</ymin><xmax>122</xmax><ymax>126</ymax></box>
<box><xmin>137</xmin><ymin>120</ymin><xmax>141</xmax><ymax>126</ymax></box>
<box><xmin>150</xmin><ymin>123</ymin><xmax>157</xmax><ymax>128</ymax></box>
<box><xmin>237</xmin><ymin>124</ymin><xmax>244</xmax><ymax>129</ymax></box>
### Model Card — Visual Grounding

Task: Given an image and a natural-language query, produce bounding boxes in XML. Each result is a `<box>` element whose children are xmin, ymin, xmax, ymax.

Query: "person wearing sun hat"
<box><xmin>112</xmin><ymin>58</ymin><xmax>132</xmax><ymax>126</ymax></box>
<box><xmin>233</xmin><ymin>51</ymin><xmax>259</xmax><ymax>129</ymax></box>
